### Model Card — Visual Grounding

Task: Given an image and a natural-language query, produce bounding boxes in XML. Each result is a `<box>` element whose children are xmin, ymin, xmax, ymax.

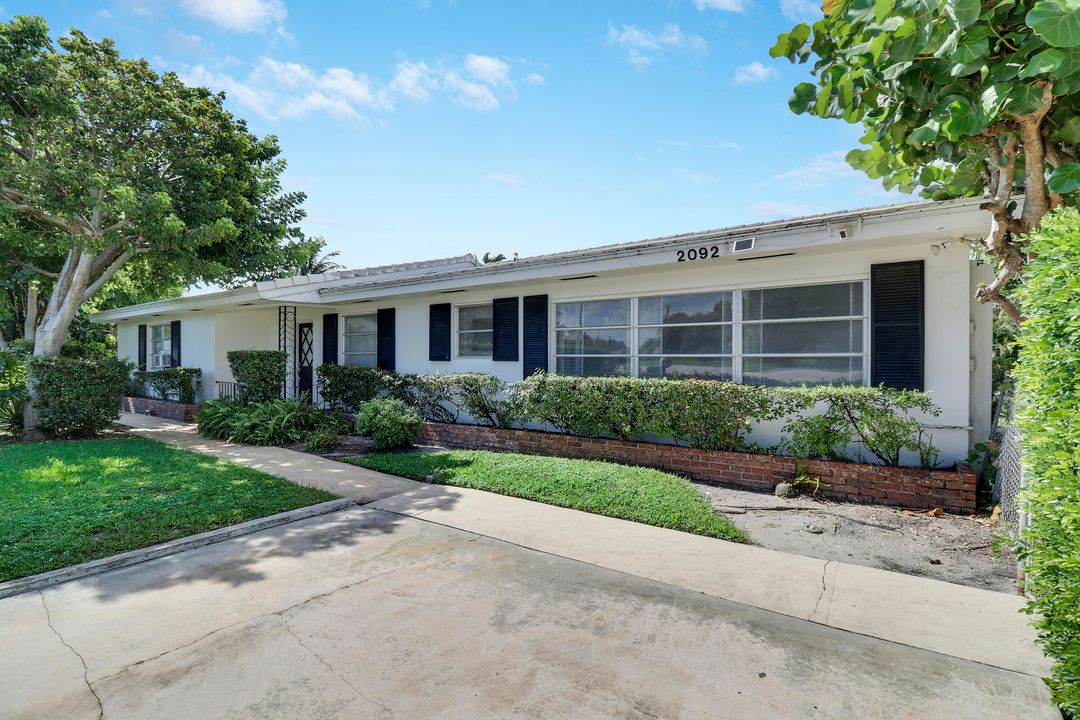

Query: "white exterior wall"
<box><xmin>115</xmin><ymin>313</ymin><xmax>216</xmax><ymax>401</ymax></box>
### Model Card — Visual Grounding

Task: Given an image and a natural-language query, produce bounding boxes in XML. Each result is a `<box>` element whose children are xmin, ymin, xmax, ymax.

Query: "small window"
<box><xmin>458</xmin><ymin>305</ymin><xmax>493</xmax><ymax>357</ymax></box>
<box><xmin>554</xmin><ymin>299</ymin><xmax>631</xmax><ymax>376</ymax></box>
<box><xmin>343</xmin><ymin>314</ymin><xmax>377</xmax><ymax>367</ymax></box>
<box><xmin>149</xmin><ymin>323</ymin><xmax>172</xmax><ymax>370</ymax></box>
<box><xmin>637</xmin><ymin>291</ymin><xmax>733</xmax><ymax>381</ymax></box>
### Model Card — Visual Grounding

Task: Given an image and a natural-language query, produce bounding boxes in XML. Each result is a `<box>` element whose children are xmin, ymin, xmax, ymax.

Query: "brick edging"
<box><xmin>122</xmin><ymin>396</ymin><xmax>200</xmax><ymax>422</ymax></box>
<box><xmin>418</xmin><ymin>422</ymin><xmax>977</xmax><ymax>514</ymax></box>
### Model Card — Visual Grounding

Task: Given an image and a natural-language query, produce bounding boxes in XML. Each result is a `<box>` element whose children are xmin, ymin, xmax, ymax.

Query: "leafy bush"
<box><xmin>0</xmin><ymin>351</ymin><xmax>27</xmax><ymax>435</ymax></box>
<box><xmin>28</xmin><ymin>355</ymin><xmax>132</xmax><ymax>437</ymax></box>
<box><xmin>355</xmin><ymin>397</ymin><xmax>422</xmax><ymax>451</ymax></box>
<box><xmin>304</xmin><ymin>428</ymin><xmax>342</xmax><ymax>454</ymax></box>
<box><xmin>781</xmin><ymin>385</ymin><xmax>941</xmax><ymax>467</ymax></box>
<box><xmin>1012</xmin><ymin>207</ymin><xmax>1080</xmax><ymax>714</ymax></box>
<box><xmin>315</xmin><ymin>364</ymin><xmax>391</xmax><ymax>412</ymax></box>
<box><xmin>226</xmin><ymin>350</ymin><xmax>286</xmax><ymax>405</ymax></box>
<box><xmin>391</xmin><ymin>373</ymin><xmax>457</xmax><ymax>423</ymax></box>
<box><xmin>134</xmin><ymin>367</ymin><xmax>203</xmax><ymax>404</ymax></box>
<box><xmin>196</xmin><ymin>396</ymin><xmax>348</xmax><ymax>446</ymax></box>
<box><xmin>445</xmin><ymin>373</ymin><xmax>520</xmax><ymax>428</ymax></box>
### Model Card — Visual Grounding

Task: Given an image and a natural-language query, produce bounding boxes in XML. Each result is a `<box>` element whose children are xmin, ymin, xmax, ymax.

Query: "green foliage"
<box><xmin>351</xmin><ymin>450</ymin><xmax>749</xmax><ymax>543</ymax></box>
<box><xmin>196</xmin><ymin>396</ymin><xmax>348</xmax><ymax>446</ymax></box>
<box><xmin>226</xmin><ymin>350</ymin><xmax>286</xmax><ymax>405</ymax></box>
<box><xmin>1013</xmin><ymin>207</ymin><xmax>1080</xmax><ymax>714</ymax></box>
<box><xmin>443</xmin><ymin>373</ymin><xmax>520</xmax><ymax>428</ymax></box>
<box><xmin>0</xmin><ymin>437</ymin><xmax>334</xmax><ymax>582</ymax></box>
<box><xmin>304</xmin><ymin>428</ymin><xmax>341</xmax><ymax>454</ymax></box>
<box><xmin>0</xmin><ymin>351</ymin><xmax>28</xmax><ymax>435</ymax></box>
<box><xmin>355</xmin><ymin>398</ymin><xmax>423</xmax><ymax>451</ymax></box>
<box><xmin>315</xmin><ymin>364</ymin><xmax>391</xmax><ymax>412</ymax></box>
<box><xmin>28</xmin><ymin>355</ymin><xmax>131</xmax><ymax>437</ymax></box>
<box><xmin>782</xmin><ymin>386</ymin><xmax>942</xmax><ymax>468</ymax></box>
<box><xmin>134</xmin><ymin>367</ymin><xmax>202</xmax><ymax>404</ymax></box>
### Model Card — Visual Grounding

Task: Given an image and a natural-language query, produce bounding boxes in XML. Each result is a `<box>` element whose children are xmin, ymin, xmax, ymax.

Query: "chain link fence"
<box><xmin>994</xmin><ymin>422</ymin><xmax>1025</xmax><ymax>537</ymax></box>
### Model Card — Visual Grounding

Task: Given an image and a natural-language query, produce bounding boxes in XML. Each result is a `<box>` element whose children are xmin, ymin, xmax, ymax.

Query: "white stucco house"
<box><xmin>94</xmin><ymin>197</ymin><xmax>994</xmax><ymax>465</ymax></box>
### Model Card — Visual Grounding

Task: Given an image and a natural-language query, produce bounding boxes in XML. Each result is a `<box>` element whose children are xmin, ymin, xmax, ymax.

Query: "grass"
<box><xmin>0</xmin><ymin>436</ymin><xmax>335</xmax><ymax>582</ymax></box>
<box><xmin>349</xmin><ymin>450</ymin><xmax>749</xmax><ymax>543</ymax></box>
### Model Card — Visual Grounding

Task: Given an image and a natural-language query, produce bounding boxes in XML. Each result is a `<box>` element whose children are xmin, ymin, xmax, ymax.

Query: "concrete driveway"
<box><xmin>1</xmin><ymin>503</ymin><xmax>1057</xmax><ymax>720</ymax></box>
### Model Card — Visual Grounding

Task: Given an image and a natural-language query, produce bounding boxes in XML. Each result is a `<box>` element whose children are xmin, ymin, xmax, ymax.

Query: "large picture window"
<box><xmin>149</xmin><ymin>323</ymin><xmax>172</xmax><ymax>370</ymax></box>
<box><xmin>343</xmin><ymin>314</ymin><xmax>377</xmax><ymax>367</ymax></box>
<box><xmin>458</xmin><ymin>305</ymin><xmax>494</xmax><ymax>357</ymax></box>
<box><xmin>553</xmin><ymin>282</ymin><xmax>866</xmax><ymax>386</ymax></box>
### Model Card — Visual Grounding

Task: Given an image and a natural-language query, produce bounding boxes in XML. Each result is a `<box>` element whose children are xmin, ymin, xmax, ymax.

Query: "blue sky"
<box><xmin>17</xmin><ymin>0</ymin><xmax>904</xmax><ymax>268</ymax></box>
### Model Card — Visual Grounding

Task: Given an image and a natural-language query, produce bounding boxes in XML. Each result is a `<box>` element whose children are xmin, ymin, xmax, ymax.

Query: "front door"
<box><xmin>297</xmin><ymin>322</ymin><xmax>314</xmax><ymax>401</ymax></box>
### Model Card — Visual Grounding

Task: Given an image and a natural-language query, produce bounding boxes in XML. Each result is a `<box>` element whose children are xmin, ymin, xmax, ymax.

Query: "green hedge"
<box><xmin>133</xmin><ymin>368</ymin><xmax>203</xmax><ymax>404</ymax></box>
<box><xmin>29</xmin><ymin>355</ymin><xmax>132</xmax><ymax>437</ymax></box>
<box><xmin>314</xmin><ymin>364</ymin><xmax>941</xmax><ymax>462</ymax></box>
<box><xmin>355</xmin><ymin>398</ymin><xmax>422</xmax><ymax>450</ymax></box>
<box><xmin>1013</xmin><ymin>207</ymin><xmax>1080</xmax><ymax>715</ymax></box>
<box><xmin>226</xmin><ymin>350</ymin><xmax>286</xmax><ymax>405</ymax></box>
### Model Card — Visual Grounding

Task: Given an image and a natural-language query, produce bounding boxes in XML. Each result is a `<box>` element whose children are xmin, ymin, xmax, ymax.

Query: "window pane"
<box><xmin>743</xmin><ymin>320</ymin><xmax>862</xmax><ymax>354</ymax></box>
<box><xmin>459</xmin><ymin>331</ymin><xmax>493</xmax><ymax>356</ymax></box>
<box><xmin>343</xmin><ymin>353</ymin><xmax>376</xmax><ymax>368</ymax></box>
<box><xmin>556</xmin><ymin>356</ymin><xmax>629</xmax><ymax>376</ymax></box>
<box><xmin>555</xmin><ymin>302</ymin><xmax>581</xmax><ymax>329</ymax></box>
<box><xmin>346</xmin><ymin>334</ymin><xmax>377</xmax><ymax>353</ymax></box>
<box><xmin>639</xmin><ymin>292</ymin><xmax>731</xmax><ymax>325</ymax></box>
<box><xmin>345</xmin><ymin>315</ymin><xmax>376</xmax><ymax>334</ymax></box>
<box><xmin>639</xmin><ymin>357</ymin><xmax>732</xmax><ymax>380</ymax></box>
<box><xmin>743</xmin><ymin>282</ymin><xmax>863</xmax><ymax>320</ymax></box>
<box><xmin>638</xmin><ymin>326</ymin><xmax>731</xmax><ymax>355</ymax></box>
<box><xmin>557</xmin><ymin>329</ymin><xmax>629</xmax><ymax>355</ymax></box>
<box><xmin>581</xmin><ymin>299</ymin><xmax>630</xmax><ymax>327</ymax></box>
<box><xmin>742</xmin><ymin>356</ymin><xmax>863</xmax><ymax>387</ymax></box>
<box><xmin>459</xmin><ymin>305</ymin><xmax>493</xmax><ymax>331</ymax></box>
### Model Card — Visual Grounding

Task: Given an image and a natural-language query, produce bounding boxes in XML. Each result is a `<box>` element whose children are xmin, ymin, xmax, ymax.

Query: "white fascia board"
<box><xmin>91</xmin><ymin>287</ymin><xmax>262</xmax><ymax>323</ymax></box>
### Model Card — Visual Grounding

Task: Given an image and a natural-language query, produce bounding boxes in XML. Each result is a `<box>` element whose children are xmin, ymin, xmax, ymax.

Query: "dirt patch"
<box><xmin>695</xmin><ymin>483</ymin><xmax>1017</xmax><ymax>594</ymax></box>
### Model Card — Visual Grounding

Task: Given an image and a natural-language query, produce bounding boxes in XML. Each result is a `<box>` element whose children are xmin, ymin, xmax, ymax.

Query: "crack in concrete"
<box><xmin>89</xmin><ymin>534</ymin><xmax>479</xmax><ymax>687</ymax></box>
<box><xmin>808</xmin><ymin>560</ymin><xmax>833</xmax><ymax>622</ymax></box>
<box><xmin>39</xmin><ymin>590</ymin><xmax>104</xmax><ymax>720</ymax></box>
<box><xmin>279</xmin><ymin>615</ymin><xmax>395</xmax><ymax>718</ymax></box>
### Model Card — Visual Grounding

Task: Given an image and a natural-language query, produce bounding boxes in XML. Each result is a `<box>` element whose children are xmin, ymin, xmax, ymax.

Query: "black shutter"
<box><xmin>322</xmin><ymin>313</ymin><xmax>339</xmax><ymax>365</ymax></box>
<box><xmin>522</xmin><ymin>294</ymin><xmax>549</xmax><ymax>378</ymax></box>
<box><xmin>871</xmin><ymin>261</ymin><xmax>924</xmax><ymax>391</ymax></box>
<box><xmin>492</xmin><ymin>297</ymin><xmax>519</xmax><ymax>362</ymax></box>
<box><xmin>170</xmin><ymin>320</ymin><xmax>181</xmax><ymax>367</ymax></box>
<box><xmin>137</xmin><ymin>324</ymin><xmax>147</xmax><ymax>371</ymax></box>
<box><xmin>377</xmin><ymin>308</ymin><xmax>396</xmax><ymax>371</ymax></box>
<box><xmin>429</xmin><ymin>303</ymin><xmax>451</xmax><ymax>361</ymax></box>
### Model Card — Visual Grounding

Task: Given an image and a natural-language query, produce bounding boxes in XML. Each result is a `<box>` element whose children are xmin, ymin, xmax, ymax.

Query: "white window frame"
<box><xmin>342</xmin><ymin>313</ymin><xmax>378</xmax><ymax>367</ymax></box>
<box><xmin>553</xmin><ymin>297</ymin><xmax>633</xmax><ymax>377</ymax></box>
<box><xmin>148</xmin><ymin>322</ymin><xmax>172</xmax><ymax>370</ymax></box>
<box><xmin>456</xmin><ymin>303</ymin><xmax>494</xmax><ymax>358</ymax></box>
<box><xmin>550</xmin><ymin>279</ymin><xmax>870</xmax><ymax>386</ymax></box>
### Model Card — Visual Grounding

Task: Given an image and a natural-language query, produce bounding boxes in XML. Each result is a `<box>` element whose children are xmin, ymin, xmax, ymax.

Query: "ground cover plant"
<box><xmin>0</xmin><ymin>436</ymin><xmax>334</xmax><ymax>582</ymax></box>
<box><xmin>350</xmin><ymin>450</ymin><xmax>749</xmax><ymax>543</ymax></box>
<box><xmin>196</xmin><ymin>396</ymin><xmax>348</xmax><ymax>446</ymax></box>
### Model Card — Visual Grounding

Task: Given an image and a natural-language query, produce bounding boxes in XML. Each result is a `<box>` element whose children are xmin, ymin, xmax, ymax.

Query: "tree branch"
<box><xmin>82</xmin><ymin>249</ymin><xmax>133</xmax><ymax>303</ymax></box>
<box><xmin>9</xmin><ymin>259</ymin><xmax>59</xmax><ymax>279</ymax></box>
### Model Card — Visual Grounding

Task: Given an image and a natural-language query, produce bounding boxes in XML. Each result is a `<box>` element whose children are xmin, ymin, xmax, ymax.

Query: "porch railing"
<box><xmin>215</xmin><ymin>380</ymin><xmax>240</xmax><ymax>401</ymax></box>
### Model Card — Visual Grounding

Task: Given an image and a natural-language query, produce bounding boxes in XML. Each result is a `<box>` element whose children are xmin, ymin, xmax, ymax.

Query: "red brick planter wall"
<box><xmin>418</xmin><ymin>422</ymin><xmax>977</xmax><ymax>514</ymax></box>
<box><xmin>122</xmin><ymin>396</ymin><xmax>200</xmax><ymax>422</ymax></box>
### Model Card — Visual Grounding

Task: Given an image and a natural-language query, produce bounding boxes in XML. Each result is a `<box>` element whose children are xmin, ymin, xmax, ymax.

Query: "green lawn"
<box><xmin>349</xmin><ymin>450</ymin><xmax>749</xmax><ymax>543</ymax></box>
<box><xmin>0</xmin><ymin>437</ymin><xmax>335</xmax><ymax>582</ymax></box>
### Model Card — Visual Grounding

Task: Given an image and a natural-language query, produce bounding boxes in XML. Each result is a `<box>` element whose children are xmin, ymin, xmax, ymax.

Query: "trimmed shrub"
<box><xmin>1013</xmin><ymin>207</ymin><xmax>1080</xmax><ymax>714</ymax></box>
<box><xmin>445</xmin><ymin>373</ymin><xmax>520</xmax><ymax>428</ymax></box>
<box><xmin>134</xmin><ymin>367</ymin><xmax>203</xmax><ymax>404</ymax></box>
<box><xmin>227</xmin><ymin>350</ymin><xmax>286</xmax><ymax>405</ymax></box>
<box><xmin>29</xmin><ymin>355</ymin><xmax>132</xmax><ymax>437</ymax></box>
<box><xmin>196</xmin><ymin>396</ymin><xmax>348</xmax><ymax>446</ymax></box>
<box><xmin>355</xmin><ymin>397</ymin><xmax>422</xmax><ymax>451</ymax></box>
<box><xmin>392</xmin><ymin>373</ymin><xmax>457</xmax><ymax>423</ymax></box>
<box><xmin>781</xmin><ymin>385</ymin><xmax>941</xmax><ymax>467</ymax></box>
<box><xmin>316</xmin><ymin>364</ymin><xmax>390</xmax><ymax>412</ymax></box>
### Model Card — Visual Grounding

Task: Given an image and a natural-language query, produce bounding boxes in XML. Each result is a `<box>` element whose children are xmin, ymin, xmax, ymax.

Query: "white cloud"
<box><xmin>773</xmin><ymin>151</ymin><xmax>854</xmax><ymax>189</ymax></box>
<box><xmin>524</xmin><ymin>72</ymin><xmax>545</xmax><ymax>86</ymax></box>
<box><xmin>250</xmin><ymin>57</ymin><xmax>315</xmax><ymax>89</ymax></box>
<box><xmin>281</xmin><ymin>92</ymin><xmax>360</xmax><ymax>121</ymax></box>
<box><xmin>484</xmin><ymin>172</ymin><xmax>530</xmax><ymax>186</ymax></box>
<box><xmin>607</xmin><ymin>23</ymin><xmax>707</xmax><ymax>68</ymax></box>
<box><xmin>318</xmin><ymin>68</ymin><xmax>387</xmax><ymax>108</ymax></box>
<box><xmin>464</xmin><ymin>54</ymin><xmax>511</xmax><ymax>86</ymax></box>
<box><xmin>780</xmin><ymin>0</ymin><xmax>823</xmax><ymax>21</ymax></box>
<box><xmin>749</xmin><ymin>201</ymin><xmax>815</xmax><ymax>219</ymax></box>
<box><xmin>180</xmin><ymin>0</ymin><xmax>287</xmax><ymax>33</ymax></box>
<box><xmin>734</xmin><ymin>61</ymin><xmax>777</xmax><ymax>84</ymax></box>
<box><xmin>183</xmin><ymin>65</ymin><xmax>277</xmax><ymax>119</ymax></box>
<box><xmin>444</xmin><ymin>72</ymin><xmax>500</xmax><ymax>111</ymax></box>
<box><xmin>389</xmin><ymin>60</ymin><xmax>439</xmax><ymax>102</ymax></box>
<box><xmin>694</xmin><ymin>0</ymin><xmax>746</xmax><ymax>10</ymax></box>
<box><xmin>673</xmin><ymin>168</ymin><xmax>715</xmax><ymax>183</ymax></box>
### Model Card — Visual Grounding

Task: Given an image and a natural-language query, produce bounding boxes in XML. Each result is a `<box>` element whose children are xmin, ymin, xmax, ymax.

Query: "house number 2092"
<box><xmin>676</xmin><ymin>246</ymin><xmax>721</xmax><ymax>262</ymax></box>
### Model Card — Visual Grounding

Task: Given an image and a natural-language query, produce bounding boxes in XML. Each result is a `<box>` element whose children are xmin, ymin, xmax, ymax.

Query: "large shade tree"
<box><xmin>0</xmin><ymin>17</ymin><xmax>318</xmax><ymax>428</ymax></box>
<box><xmin>771</xmin><ymin>0</ymin><xmax>1080</xmax><ymax>322</ymax></box>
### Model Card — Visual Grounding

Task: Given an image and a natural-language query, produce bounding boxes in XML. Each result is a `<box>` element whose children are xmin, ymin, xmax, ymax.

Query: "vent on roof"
<box><xmin>735</xmin><ymin>252</ymin><xmax>795</xmax><ymax>262</ymax></box>
<box><xmin>732</xmin><ymin>238</ymin><xmax>755</xmax><ymax>253</ymax></box>
<box><xmin>440</xmin><ymin>288</ymin><xmax>468</xmax><ymax>294</ymax></box>
<box><xmin>560</xmin><ymin>274</ymin><xmax>597</xmax><ymax>281</ymax></box>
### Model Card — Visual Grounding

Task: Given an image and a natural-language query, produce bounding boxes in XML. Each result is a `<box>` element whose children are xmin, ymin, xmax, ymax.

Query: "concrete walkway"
<box><xmin>3</xmin><ymin>412</ymin><xmax>1046</xmax><ymax>718</ymax></box>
